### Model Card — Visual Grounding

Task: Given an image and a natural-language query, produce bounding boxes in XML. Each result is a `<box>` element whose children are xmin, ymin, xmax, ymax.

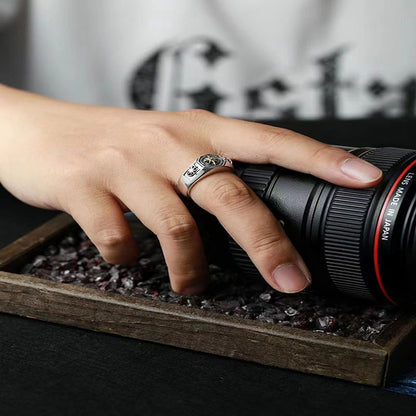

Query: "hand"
<box><xmin>0</xmin><ymin>85</ymin><xmax>383</xmax><ymax>295</ymax></box>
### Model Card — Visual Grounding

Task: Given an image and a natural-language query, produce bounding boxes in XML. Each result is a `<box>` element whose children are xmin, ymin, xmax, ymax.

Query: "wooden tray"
<box><xmin>0</xmin><ymin>213</ymin><xmax>415</xmax><ymax>387</ymax></box>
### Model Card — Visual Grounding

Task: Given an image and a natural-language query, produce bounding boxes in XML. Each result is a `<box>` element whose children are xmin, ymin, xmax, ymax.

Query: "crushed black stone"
<box><xmin>20</xmin><ymin>225</ymin><xmax>399</xmax><ymax>342</ymax></box>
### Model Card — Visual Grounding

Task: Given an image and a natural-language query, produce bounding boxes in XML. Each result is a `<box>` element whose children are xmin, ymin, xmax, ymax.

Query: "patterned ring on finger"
<box><xmin>178</xmin><ymin>154</ymin><xmax>234</xmax><ymax>197</ymax></box>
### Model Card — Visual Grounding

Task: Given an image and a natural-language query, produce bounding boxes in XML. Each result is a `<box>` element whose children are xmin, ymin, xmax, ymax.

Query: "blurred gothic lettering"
<box><xmin>129</xmin><ymin>38</ymin><xmax>416</xmax><ymax>119</ymax></box>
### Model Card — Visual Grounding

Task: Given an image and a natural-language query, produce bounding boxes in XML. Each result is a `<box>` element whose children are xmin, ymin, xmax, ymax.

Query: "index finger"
<box><xmin>179</xmin><ymin>110</ymin><xmax>383</xmax><ymax>189</ymax></box>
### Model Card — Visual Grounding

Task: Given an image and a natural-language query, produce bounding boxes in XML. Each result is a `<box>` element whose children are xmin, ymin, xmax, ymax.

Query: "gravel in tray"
<box><xmin>20</xmin><ymin>224</ymin><xmax>399</xmax><ymax>342</ymax></box>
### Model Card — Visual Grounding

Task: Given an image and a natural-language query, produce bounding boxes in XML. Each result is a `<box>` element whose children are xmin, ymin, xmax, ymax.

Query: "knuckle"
<box><xmin>93</xmin><ymin>146</ymin><xmax>135</xmax><ymax>188</ymax></box>
<box><xmin>95</xmin><ymin>145</ymin><xmax>133</xmax><ymax>168</ymax></box>
<box><xmin>156</xmin><ymin>212</ymin><xmax>196</xmax><ymax>241</ymax></box>
<box><xmin>138</xmin><ymin>123</ymin><xmax>180</xmax><ymax>148</ymax></box>
<box><xmin>211</xmin><ymin>178</ymin><xmax>255</xmax><ymax>210</ymax></box>
<box><xmin>94</xmin><ymin>228</ymin><xmax>131</xmax><ymax>250</ymax></box>
<box><xmin>180</xmin><ymin>108</ymin><xmax>214</xmax><ymax>122</ymax></box>
<box><xmin>249</xmin><ymin>231</ymin><xmax>285</xmax><ymax>254</ymax></box>
<box><xmin>59</xmin><ymin>161</ymin><xmax>88</xmax><ymax>184</ymax></box>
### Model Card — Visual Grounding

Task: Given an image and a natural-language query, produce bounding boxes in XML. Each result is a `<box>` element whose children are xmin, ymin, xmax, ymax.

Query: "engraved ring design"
<box><xmin>178</xmin><ymin>154</ymin><xmax>234</xmax><ymax>197</ymax></box>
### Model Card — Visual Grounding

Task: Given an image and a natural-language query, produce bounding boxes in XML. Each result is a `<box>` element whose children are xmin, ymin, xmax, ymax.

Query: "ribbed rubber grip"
<box><xmin>230</xmin><ymin>165</ymin><xmax>278</xmax><ymax>276</ymax></box>
<box><xmin>323</xmin><ymin>147</ymin><xmax>415</xmax><ymax>298</ymax></box>
<box><xmin>361</xmin><ymin>147</ymin><xmax>416</xmax><ymax>173</ymax></box>
<box><xmin>323</xmin><ymin>188</ymin><xmax>375</xmax><ymax>298</ymax></box>
<box><xmin>237</xmin><ymin>165</ymin><xmax>278</xmax><ymax>197</ymax></box>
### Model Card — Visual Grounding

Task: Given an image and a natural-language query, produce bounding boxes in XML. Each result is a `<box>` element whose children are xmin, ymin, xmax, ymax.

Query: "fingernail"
<box><xmin>340</xmin><ymin>158</ymin><xmax>382</xmax><ymax>183</ymax></box>
<box><xmin>272</xmin><ymin>263</ymin><xmax>311</xmax><ymax>293</ymax></box>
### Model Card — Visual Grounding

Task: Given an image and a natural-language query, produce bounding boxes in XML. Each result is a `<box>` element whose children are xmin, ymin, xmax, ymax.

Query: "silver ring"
<box><xmin>178</xmin><ymin>154</ymin><xmax>234</xmax><ymax>197</ymax></box>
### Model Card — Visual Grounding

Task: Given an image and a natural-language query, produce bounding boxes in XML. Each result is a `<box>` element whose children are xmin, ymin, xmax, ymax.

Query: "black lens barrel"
<box><xmin>230</xmin><ymin>147</ymin><xmax>416</xmax><ymax>306</ymax></box>
<box><xmin>182</xmin><ymin>147</ymin><xmax>416</xmax><ymax>306</ymax></box>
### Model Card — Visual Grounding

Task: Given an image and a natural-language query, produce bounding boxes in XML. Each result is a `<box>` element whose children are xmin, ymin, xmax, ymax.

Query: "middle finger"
<box><xmin>187</xmin><ymin>170</ymin><xmax>311</xmax><ymax>293</ymax></box>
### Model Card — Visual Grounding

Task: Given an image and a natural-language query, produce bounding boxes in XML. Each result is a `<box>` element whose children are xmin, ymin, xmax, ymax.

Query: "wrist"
<box><xmin>0</xmin><ymin>84</ymin><xmax>45</xmax><ymax>184</ymax></box>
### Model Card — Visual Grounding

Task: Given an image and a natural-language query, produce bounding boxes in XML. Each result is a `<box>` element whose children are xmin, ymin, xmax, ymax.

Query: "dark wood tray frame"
<box><xmin>1</xmin><ymin>213</ymin><xmax>416</xmax><ymax>386</ymax></box>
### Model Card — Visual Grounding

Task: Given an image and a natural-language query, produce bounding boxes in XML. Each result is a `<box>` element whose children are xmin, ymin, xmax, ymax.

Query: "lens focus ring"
<box><xmin>323</xmin><ymin>147</ymin><xmax>416</xmax><ymax>299</ymax></box>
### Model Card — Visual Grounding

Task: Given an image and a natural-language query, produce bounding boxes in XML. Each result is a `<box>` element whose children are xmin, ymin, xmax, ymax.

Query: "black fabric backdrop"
<box><xmin>1</xmin><ymin>119</ymin><xmax>416</xmax><ymax>416</ymax></box>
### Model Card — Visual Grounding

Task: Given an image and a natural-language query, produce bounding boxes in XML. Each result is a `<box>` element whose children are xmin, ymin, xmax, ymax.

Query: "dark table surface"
<box><xmin>1</xmin><ymin>119</ymin><xmax>416</xmax><ymax>416</ymax></box>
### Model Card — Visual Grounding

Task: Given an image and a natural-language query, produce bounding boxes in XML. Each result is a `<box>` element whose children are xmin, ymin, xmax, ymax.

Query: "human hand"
<box><xmin>0</xmin><ymin>85</ymin><xmax>383</xmax><ymax>295</ymax></box>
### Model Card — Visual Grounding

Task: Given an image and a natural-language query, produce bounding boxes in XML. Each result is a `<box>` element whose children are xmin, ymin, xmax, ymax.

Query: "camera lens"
<box><xmin>186</xmin><ymin>147</ymin><xmax>416</xmax><ymax>306</ymax></box>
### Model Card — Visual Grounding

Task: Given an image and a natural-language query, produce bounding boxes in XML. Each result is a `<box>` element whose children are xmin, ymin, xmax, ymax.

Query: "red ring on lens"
<box><xmin>373</xmin><ymin>159</ymin><xmax>416</xmax><ymax>305</ymax></box>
